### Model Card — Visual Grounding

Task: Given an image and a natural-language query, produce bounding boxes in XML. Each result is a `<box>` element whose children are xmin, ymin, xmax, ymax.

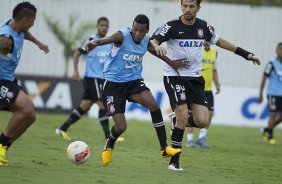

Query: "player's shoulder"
<box><xmin>194</xmin><ymin>18</ymin><xmax>209</xmax><ymax>28</ymax></box>
<box><xmin>165</xmin><ymin>17</ymin><xmax>181</xmax><ymax>26</ymax></box>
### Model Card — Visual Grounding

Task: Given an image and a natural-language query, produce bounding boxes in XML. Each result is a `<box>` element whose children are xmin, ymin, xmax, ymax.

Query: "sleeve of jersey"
<box><xmin>264</xmin><ymin>61</ymin><xmax>273</xmax><ymax>76</ymax></box>
<box><xmin>151</xmin><ymin>23</ymin><xmax>171</xmax><ymax>44</ymax></box>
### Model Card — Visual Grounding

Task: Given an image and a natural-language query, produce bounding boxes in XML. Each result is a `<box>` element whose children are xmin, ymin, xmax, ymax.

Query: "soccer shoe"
<box><xmin>161</xmin><ymin>146</ymin><xmax>181</xmax><ymax>158</ymax></box>
<box><xmin>196</xmin><ymin>137</ymin><xmax>209</xmax><ymax>148</ymax></box>
<box><xmin>0</xmin><ymin>144</ymin><xmax>8</xmax><ymax>166</ymax></box>
<box><xmin>55</xmin><ymin>128</ymin><xmax>71</xmax><ymax>140</ymax></box>
<box><xmin>116</xmin><ymin>137</ymin><xmax>125</xmax><ymax>143</ymax></box>
<box><xmin>168</xmin><ymin>162</ymin><xmax>183</xmax><ymax>171</ymax></box>
<box><xmin>102</xmin><ymin>148</ymin><xmax>113</xmax><ymax>166</ymax></box>
<box><xmin>269</xmin><ymin>138</ymin><xmax>277</xmax><ymax>145</ymax></box>
<box><xmin>260</xmin><ymin>128</ymin><xmax>268</xmax><ymax>142</ymax></box>
<box><xmin>186</xmin><ymin>140</ymin><xmax>195</xmax><ymax>148</ymax></box>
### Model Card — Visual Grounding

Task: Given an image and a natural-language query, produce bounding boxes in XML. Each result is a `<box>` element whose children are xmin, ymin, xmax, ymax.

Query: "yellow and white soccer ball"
<box><xmin>66</xmin><ymin>141</ymin><xmax>90</xmax><ymax>164</ymax></box>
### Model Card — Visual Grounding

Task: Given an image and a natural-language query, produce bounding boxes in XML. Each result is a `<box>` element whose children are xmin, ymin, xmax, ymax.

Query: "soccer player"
<box><xmin>186</xmin><ymin>39</ymin><xmax>220</xmax><ymax>148</ymax></box>
<box><xmin>0</xmin><ymin>2</ymin><xmax>49</xmax><ymax>166</ymax></box>
<box><xmin>258</xmin><ymin>42</ymin><xmax>282</xmax><ymax>145</ymax></box>
<box><xmin>55</xmin><ymin>17</ymin><xmax>124</xmax><ymax>142</ymax></box>
<box><xmin>86</xmin><ymin>14</ymin><xmax>186</xmax><ymax>166</ymax></box>
<box><xmin>151</xmin><ymin>0</ymin><xmax>260</xmax><ymax>171</ymax></box>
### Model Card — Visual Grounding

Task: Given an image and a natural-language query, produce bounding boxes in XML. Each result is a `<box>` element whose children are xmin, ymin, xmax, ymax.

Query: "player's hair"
<box><xmin>12</xmin><ymin>1</ymin><xmax>37</xmax><ymax>20</ymax></box>
<box><xmin>97</xmin><ymin>17</ymin><xmax>109</xmax><ymax>25</ymax></box>
<box><xmin>277</xmin><ymin>42</ymin><xmax>282</xmax><ymax>47</ymax></box>
<box><xmin>181</xmin><ymin>0</ymin><xmax>201</xmax><ymax>8</ymax></box>
<box><xmin>133</xmin><ymin>14</ymin><xmax>149</xmax><ymax>29</ymax></box>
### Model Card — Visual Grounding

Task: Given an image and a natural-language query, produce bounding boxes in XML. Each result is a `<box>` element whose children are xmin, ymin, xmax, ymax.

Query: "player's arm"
<box><xmin>0</xmin><ymin>35</ymin><xmax>13</xmax><ymax>56</ymax></box>
<box><xmin>24</xmin><ymin>31</ymin><xmax>49</xmax><ymax>54</ymax></box>
<box><xmin>72</xmin><ymin>49</ymin><xmax>83</xmax><ymax>81</ymax></box>
<box><xmin>86</xmin><ymin>32</ymin><xmax>123</xmax><ymax>51</ymax></box>
<box><xmin>215</xmin><ymin>38</ymin><xmax>260</xmax><ymax>65</ymax></box>
<box><xmin>258</xmin><ymin>62</ymin><xmax>272</xmax><ymax>103</ymax></box>
<box><xmin>213</xmin><ymin>69</ymin><xmax>220</xmax><ymax>94</ymax></box>
<box><xmin>149</xmin><ymin>39</ymin><xmax>189</xmax><ymax>75</ymax></box>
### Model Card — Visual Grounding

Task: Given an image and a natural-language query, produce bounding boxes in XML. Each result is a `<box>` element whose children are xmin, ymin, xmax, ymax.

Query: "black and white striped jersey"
<box><xmin>152</xmin><ymin>17</ymin><xmax>219</xmax><ymax>77</ymax></box>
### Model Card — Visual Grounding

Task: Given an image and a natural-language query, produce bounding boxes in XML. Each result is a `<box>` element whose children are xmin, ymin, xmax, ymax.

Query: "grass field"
<box><xmin>0</xmin><ymin>111</ymin><xmax>282</xmax><ymax>184</ymax></box>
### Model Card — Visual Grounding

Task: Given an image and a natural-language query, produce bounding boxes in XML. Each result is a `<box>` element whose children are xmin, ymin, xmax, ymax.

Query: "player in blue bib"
<box><xmin>55</xmin><ymin>17</ymin><xmax>124</xmax><ymax>142</ymax></box>
<box><xmin>258</xmin><ymin>42</ymin><xmax>282</xmax><ymax>145</ymax></box>
<box><xmin>86</xmin><ymin>14</ymin><xmax>187</xmax><ymax>166</ymax></box>
<box><xmin>0</xmin><ymin>2</ymin><xmax>49</xmax><ymax>166</ymax></box>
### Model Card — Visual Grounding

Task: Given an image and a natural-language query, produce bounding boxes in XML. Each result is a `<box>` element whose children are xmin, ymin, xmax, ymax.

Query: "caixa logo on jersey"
<box><xmin>179</xmin><ymin>40</ymin><xmax>204</xmax><ymax>48</ymax></box>
<box><xmin>241</xmin><ymin>97</ymin><xmax>269</xmax><ymax>120</ymax></box>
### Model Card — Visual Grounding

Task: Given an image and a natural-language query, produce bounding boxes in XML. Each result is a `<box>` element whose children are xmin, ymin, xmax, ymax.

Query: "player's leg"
<box><xmin>0</xmin><ymin>90</ymin><xmax>35</xmax><ymax>165</ymax></box>
<box><xmin>186</xmin><ymin>127</ymin><xmax>195</xmax><ymax>147</ymax></box>
<box><xmin>96</xmin><ymin>100</ymin><xmax>110</xmax><ymax>139</ymax></box>
<box><xmin>56</xmin><ymin>100</ymin><xmax>92</xmax><ymax>140</ymax></box>
<box><xmin>101</xmin><ymin>80</ymin><xmax>127</xmax><ymax>166</ymax></box>
<box><xmin>263</xmin><ymin>111</ymin><xmax>277</xmax><ymax>144</ymax></box>
<box><xmin>273</xmin><ymin>111</ymin><xmax>282</xmax><ymax>128</ymax></box>
<box><xmin>262</xmin><ymin>96</ymin><xmax>280</xmax><ymax>144</ymax></box>
<box><xmin>56</xmin><ymin>77</ymin><xmax>94</xmax><ymax>140</ymax></box>
<box><xmin>196</xmin><ymin>91</ymin><xmax>214</xmax><ymax>148</ymax></box>
<box><xmin>129</xmin><ymin>89</ymin><xmax>181</xmax><ymax>157</ymax></box>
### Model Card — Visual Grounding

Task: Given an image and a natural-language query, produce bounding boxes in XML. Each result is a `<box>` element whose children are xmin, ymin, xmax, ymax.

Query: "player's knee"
<box><xmin>194</xmin><ymin>115</ymin><xmax>209</xmax><ymax>128</ymax></box>
<box><xmin>146</xmin><ymin>101</ymin><xmax>159</xmax><ymax>111</ymax></box>
<box><xmin>23</xmin><ymin>107</ymin><xmax>36</xmax><ymax>123</ymax></box>
<box><xmin>115</xmin><ymin>123</ymin><xmax>127</xmax><ymax>133</ymax></box>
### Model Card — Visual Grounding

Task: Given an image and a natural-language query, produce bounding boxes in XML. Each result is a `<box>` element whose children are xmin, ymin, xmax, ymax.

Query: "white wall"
<box><xmin>1</xmin><ymin>0</ymin><xmax>281</xmax><ymax>88</ymax></box>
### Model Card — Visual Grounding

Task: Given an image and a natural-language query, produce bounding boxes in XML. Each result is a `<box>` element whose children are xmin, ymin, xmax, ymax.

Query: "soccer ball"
<box><xmin>66</xmin><ymin>141</ymin><xmax>90</xmax><ymax>164</ymax></box>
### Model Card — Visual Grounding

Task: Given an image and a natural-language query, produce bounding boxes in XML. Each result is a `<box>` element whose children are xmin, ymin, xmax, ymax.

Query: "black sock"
<box><xmin>170</xmin><ymin>127</ymin><xmax>184</xmax><ymax>165</ymax></box>
<box><xmin>105</xmin><ymin>126</ymin><xmax>122</xmax><ymax>149</ymax></box>
<box><xmin>0</xmin><ymin>133</ymin><xmax>11</xmax><ymax>148</ymax></box>
<box><xmin>150</xmin><ymin>109</ymin><xmax>167</xmax><ymax>150</ymax></box>
<box><xmin>187</xmin><ymin>115</ymin><xmax>198</xmax><ymax>128</ymax></box>
<box><xmin>267</xmin><ymin>128</ymin><xmax>274</xmax><ymax>138</ymax></box>
<box><xmin>60</xmin><ymin>107</ymin><xmax>86</xmax><ymax>131</ymax></box>
<box><xmin>99</xmin><ymin>109</ymin><xmax>110</xmax><ymax>139</ymax></box>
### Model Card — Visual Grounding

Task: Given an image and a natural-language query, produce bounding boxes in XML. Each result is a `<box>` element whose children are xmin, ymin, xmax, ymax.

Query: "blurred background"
<box><xmin>1</xmin><ymin>0</ymin><xmax>281</xmax><ymax>126</ymax></box>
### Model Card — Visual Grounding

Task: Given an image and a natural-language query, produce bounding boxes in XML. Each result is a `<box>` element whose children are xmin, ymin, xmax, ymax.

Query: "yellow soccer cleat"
<box><xmin>55</xmin><ymin>128</ymin><xmax>71</xmax><ymax>140</ymax></box>
<box><xmin>161</xmin><ymin>146</ymin><xmax>181</xmax><ymax>158</ymax></box>
<box><xmin>102</xmin><ymin>148</ymin><xmax>113</xmax><ymax>166</ymax></box>
<box><xmin>116</xmin><ymin>137</ymin><xmax>125</xmax><ymax>143</ymax></box>
<box><xmin>269</xmin><ymin>138</ymin><xmax>277</xmax><ymax>145</ymax></box>
<box><xmin>0</xmin><ymin>144</ymin><xmax>8</xmax><ymax>166</ymax></box>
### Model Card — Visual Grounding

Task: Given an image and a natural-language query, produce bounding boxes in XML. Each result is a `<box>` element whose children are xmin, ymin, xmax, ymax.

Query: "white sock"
<box><xmin>187</xmin><ymin>133</ymin><xmax>194</xmax><ymax>142</ymax></box>
<box><xmin>198</xmin><ymin>128</ymin><xmax>208</xmax><ymax>139</ymax></box>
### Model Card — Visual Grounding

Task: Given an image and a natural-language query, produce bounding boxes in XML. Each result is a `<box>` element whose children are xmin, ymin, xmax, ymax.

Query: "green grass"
<box><xmin>0</xmin><ymin>111</ymin><xmax>282</xmax><ymax>184</ymax></box>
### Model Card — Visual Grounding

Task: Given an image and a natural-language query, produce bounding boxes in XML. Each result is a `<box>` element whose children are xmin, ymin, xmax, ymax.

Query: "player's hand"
<box><xmin>85</xmin><ymin>41</ymin><xmax>97</xmax><ymax>51</ymax></box>
<box><xmin>170</xmin><ymin>58</ymin><xmax>190</xmax><ymax>75</ymax></box>
<box><xmin>72</xmin><ymin>71</ymin><xmax>80</xmax><ymax>81</ymax></box>
<box><xmin>257</xmin><ymin>94</ymin><xmax>263</xmax><ymax>103</ymax></box>
<box><xmin>154</xmin><ymin>45</ymin><xmax>167</xmax><ymax>56</ymax></box>
<box><xmin>37</xmin><ymin>42</ymin><xmax>49</xmax><ymax>54</ymax></box>
<box><xmin>215</xmin><ymin>84</ymin><xmax>221</xmax><ymax>94</ymax></box>
<box><xmin>248</xmin><ymin>54</ymin><xmax>260</xmax><ymax>65</ymax></box>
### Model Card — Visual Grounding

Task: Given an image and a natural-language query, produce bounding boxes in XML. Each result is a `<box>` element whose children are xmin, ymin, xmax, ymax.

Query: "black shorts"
<box><xmin>82</xmin><ymin>77</ymin><xmax>104</xmax><ymax>102</ymax></box>
<box><xmin>0</xmin><ymin>79</ymin><xmax>21</xmax><ymax>110</ymax></box>
<box><xmin>205</xmin><ymin>91</ymin><xmax>214</xmax><ymax>111</ymax></box>
<box><xmin>267</xmin><ymin>95</ymin><xmax>282</xmax><ymax>111</ymax></box>
<box><xmin>102</xmin><ymin>79</ymin><xmax>149</xmax><ymax>116</ymax></box>
<box><xmin>163</xmin><ymin>76</ymin><xmax>208</xmax><ymax>110</ymax></box>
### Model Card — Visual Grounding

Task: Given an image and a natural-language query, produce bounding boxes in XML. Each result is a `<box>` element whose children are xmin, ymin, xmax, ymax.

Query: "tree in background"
<box><xmin>44</xmin><ymin>14</ymin><xmax>96</xmax><ymax>77</ymax></box>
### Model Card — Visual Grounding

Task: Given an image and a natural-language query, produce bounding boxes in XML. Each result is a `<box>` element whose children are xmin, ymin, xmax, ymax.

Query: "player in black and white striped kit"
<box><xmin>151</xmin><ymin>0</ymin><xmax>260</xmax><ymax>171</ymax></box>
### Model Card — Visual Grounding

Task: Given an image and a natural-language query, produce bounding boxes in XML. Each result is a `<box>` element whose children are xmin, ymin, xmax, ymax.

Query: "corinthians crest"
<box><xmin>197</xmin><ymin>28</ymin><xmax>204</xmax><ymax>38</ymax></box>
<box><xmin>108</xmin><ymin>104</ymin><xmax>115</xmax><ymax>114</ymax></box>
<box><xmin>180</xmin><ymin>92</ymin><xmax>186</xmax><ymax>101</ymax></box>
